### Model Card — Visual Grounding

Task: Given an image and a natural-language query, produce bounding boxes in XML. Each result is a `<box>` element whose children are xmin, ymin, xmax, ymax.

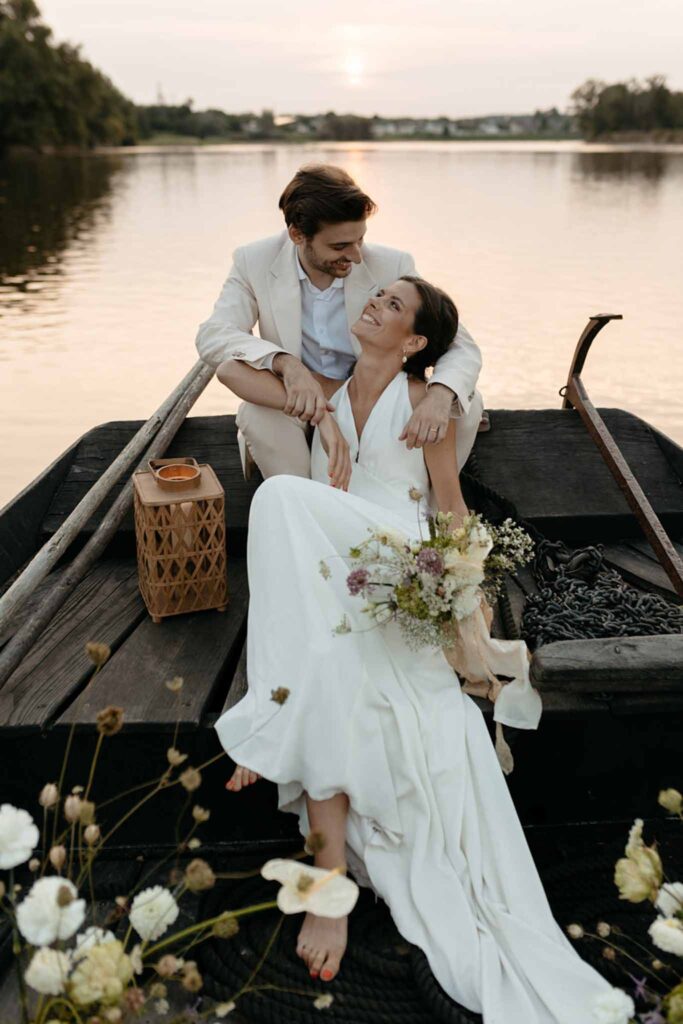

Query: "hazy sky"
<box><xmin>39</xmin><ymin>0</ymin><xmax>683</xmax><ymax>118</ymax></box>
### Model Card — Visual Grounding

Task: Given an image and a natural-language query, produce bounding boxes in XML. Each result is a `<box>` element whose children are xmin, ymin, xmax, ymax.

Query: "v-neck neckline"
<box><xmin>342</xmin><ymin>371</ymin><xmax>404</xmax><ymax>453</ymax></box>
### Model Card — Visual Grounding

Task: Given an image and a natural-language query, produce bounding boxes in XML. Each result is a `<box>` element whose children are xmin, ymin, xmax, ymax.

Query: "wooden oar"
<box><xmin>561</xmin><ymin>314</ymin><xmax>683</xmax><ymax>598</ymax></box>
<box><xmin>0</xmin><ymin>361</ymin><xmax>215</xmax><ymax>687</ymax></box>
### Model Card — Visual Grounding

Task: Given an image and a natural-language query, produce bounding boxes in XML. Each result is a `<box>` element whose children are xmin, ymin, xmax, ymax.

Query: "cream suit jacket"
<box><xmin>195</xmin><ymin>231</ymin><xmax>482</xmax><ymax>415</ymax></box>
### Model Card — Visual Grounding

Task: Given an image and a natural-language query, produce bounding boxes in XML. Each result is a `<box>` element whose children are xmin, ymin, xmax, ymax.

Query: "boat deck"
<box><xmin>1</xmin><ymin>409</ymin><xmax>682</xmax><ymax>844</ymax></box>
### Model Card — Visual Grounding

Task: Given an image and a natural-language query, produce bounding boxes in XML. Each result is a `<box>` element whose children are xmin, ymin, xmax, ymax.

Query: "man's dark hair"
<box><xmin>278</xmin><ymin>164</ymin><xmax>377</xmax><ymax>238</ymax></box>
<box><xmin>399</xmin><ymin>276</ymin><xmax>459</xmax><ymax>381</ymax></box>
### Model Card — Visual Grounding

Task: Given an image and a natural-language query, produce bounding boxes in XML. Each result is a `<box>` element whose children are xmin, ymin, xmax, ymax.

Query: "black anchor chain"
<box><xmin>460</xmin><ymin>454</ymin><xmax>683</xmax><ymax>650</ymax></box>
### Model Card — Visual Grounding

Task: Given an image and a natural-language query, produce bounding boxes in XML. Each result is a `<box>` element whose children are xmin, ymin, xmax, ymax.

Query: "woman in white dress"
<box><xmin>214</xmin><ymin>277</ymin><xmax>616</xmax><ymax>1022</ymax></box>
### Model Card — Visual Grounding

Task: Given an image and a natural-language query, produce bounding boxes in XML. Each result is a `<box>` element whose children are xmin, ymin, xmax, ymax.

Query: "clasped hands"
<box><xmin>274</xmin><ymin>354</ymin><xmax>454</xmax><ymax>492</ymax></box>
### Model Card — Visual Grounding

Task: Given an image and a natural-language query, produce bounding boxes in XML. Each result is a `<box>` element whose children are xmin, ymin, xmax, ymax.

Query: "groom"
<box><xmin>195</xmin><ymin>164</ymin><xmax>485</xmax><ymax>478</ymax></box>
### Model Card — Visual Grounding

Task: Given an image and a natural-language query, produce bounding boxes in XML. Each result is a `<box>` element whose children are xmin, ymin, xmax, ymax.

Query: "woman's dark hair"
<box><xmin>399</xmin><ymin>275</ymin><xmax>459</xmax><ymax>381</ymax></box>
<box><xmin>279</xmin><ymin>164</ymin><xmax>377</xmax><ymax>238</ymax></box>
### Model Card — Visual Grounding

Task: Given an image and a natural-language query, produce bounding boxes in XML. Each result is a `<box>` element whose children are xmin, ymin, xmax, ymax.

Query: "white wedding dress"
<box><xmin>215</xmin><ymin>372</ymin><xmax>614</xmax><ymax>1023</ymax></box>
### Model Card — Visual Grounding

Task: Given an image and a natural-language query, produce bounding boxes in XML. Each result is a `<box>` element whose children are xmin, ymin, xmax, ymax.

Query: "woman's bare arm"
<box><xmin>408</xmin><ymin>378</ymin><xmax>469</xmax><ymax>523</ymax></box>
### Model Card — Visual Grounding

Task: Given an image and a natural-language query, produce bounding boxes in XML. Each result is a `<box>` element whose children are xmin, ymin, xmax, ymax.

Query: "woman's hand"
<box><xmin>317</xmin><ymin>413</ymin><xmax>352</xmax><ymax>491</ymax></box>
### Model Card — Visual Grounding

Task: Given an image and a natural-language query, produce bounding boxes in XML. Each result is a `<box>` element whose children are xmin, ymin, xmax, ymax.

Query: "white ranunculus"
<box><xmin>25</xmin><ymin>947</ymin><xmax>72</xmax><ymax>995</ymax></box>
<box><xmin>655</xmin><ymin>881</ymin><xmax>683</xmax><ymax>918</ymax></box>
<box><xmin>74</xmin><ymin>926</ymin><xmax>117</xmax><ymax>957</ymax></box>
<box><xmin>649</xmin><ymin>916</ymin><xmax>683</xmax><ymax>956</ymax></box>
<box><xmin>17</xmin><ymin>877</ymin><xmax>86</xmax><ymax>946</ymax></box>
<box><xmin>0</xmin><ymin>804</ymin><xmax>40</xmax><ymax>870</ymax></box>
<box><xmin>591</xmin><ymin>986</ymin><xmax>636</xmax><ymax>1023</ymax></box>
<box><xmin>261</xmin><ymin>859</ymin><xmax>359</xmax><ymax>918</ymax></box>
<box><xmin>129</xmin><ymin>886</ymin><xmax>179</xmax><ymax>942</ymax></box>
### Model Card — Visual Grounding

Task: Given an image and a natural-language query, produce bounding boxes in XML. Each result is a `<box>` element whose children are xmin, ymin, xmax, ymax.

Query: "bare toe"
<box><xmin>321</xmin><ymin>952</ymin><xmax>342</xmax><ymax>982</ymax></box>
<box><xmin>309</xmin><ymin>948</ymin><xmax>325</xmax><ymax>977</ymax></box>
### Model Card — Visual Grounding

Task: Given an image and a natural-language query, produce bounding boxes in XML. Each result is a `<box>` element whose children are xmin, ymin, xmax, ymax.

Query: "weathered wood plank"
<box><xmin>0</xmin><ymin>440</ymin><xmax>76</xmax><ymax>585</ymax></box>
<box><xmin>531</xmin><ymin>634</ymin><xmax>683</xmax><ymax>691</ymax></box>
<box><xmin>0</xmin><ymin>560</ymin><xmax>145</xmax><ymax>730</ymax></box>
<box><xmin>473</xmin><ymin>409</ymin><xmax>683</xmax><ymax>539</ymax></box>
<box><xmin>222</xmin><ymin>642</ymin><xmax>247</xmax><ymax>713</ymax></box>
<box><xmin>601</xmin><ymin>542</ymin><xmax>680</xmax><ymax>598</ymax></box>
<box><xmin>59</xmin><ymin>557</ymin><xmax>249</xmax><ymax>730</ymax></box>
<box><xmin>0</xmin><ymin>567</ymin><xmax>66</xmax><ymax>648</ymax></box>
<box><xmin>42</xmin><ymin>417</ymin><xmax>256</xmax><ymax>548</ymax></box>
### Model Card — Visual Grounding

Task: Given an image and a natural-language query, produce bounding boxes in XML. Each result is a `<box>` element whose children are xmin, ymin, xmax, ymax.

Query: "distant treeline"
<box><xmin>0</xmin><ymin>0</ymin><xmax>137</xmax><ymax>151</ymax></box>
<box><xmin>571</xmin><ymin>77</ymin><xmax>683</xmax><ymax>138</ymax></box>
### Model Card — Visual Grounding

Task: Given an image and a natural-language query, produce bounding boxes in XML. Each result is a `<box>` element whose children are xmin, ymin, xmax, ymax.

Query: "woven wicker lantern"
<box><xmin>133</xmin><ymin>458</ymin><xmax>228</xmax><ymax>623</ymax></box>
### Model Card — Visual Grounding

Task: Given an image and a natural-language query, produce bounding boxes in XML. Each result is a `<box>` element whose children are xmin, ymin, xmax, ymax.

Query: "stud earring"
<box><xmin>402</xmin><ymin>353</ymin><xmax>408</xmax><ymax>364</ymax></box>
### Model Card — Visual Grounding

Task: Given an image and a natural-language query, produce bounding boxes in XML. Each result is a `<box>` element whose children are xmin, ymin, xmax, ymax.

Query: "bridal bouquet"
<box><xmin>331</xmin><ymin>490</ymin><xmax>534</xmax><ymax>652</ymax></box>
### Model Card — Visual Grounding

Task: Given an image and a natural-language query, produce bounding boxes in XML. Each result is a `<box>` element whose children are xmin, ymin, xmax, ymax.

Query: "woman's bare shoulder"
<box><xmin>407</xmin><ymin>376</ymin><xmax>427</xmax><ymax>409</ymax></box>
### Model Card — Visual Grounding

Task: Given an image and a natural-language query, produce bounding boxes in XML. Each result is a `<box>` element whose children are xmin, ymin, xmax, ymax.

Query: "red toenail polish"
<box><xmin>322</xmin><ymin>970</ymin><xmax>332</xmax><ymax>980</ymax></box>
<box><xmin>310</xmin><ymin>971</ymin><xmax>319</xmax><ymax>978</ymax></box>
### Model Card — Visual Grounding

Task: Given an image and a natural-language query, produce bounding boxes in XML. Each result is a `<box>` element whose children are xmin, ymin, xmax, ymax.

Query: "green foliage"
<box><xmin>571</xmin><ymin>76</ymin><xmax>683</xmax><ymax>138</ymax></box>
<box><xmin>0</xmin><ymin>0</ymin><xmax>138</xmax><ymax>152</ymax></box>
<box><xmin>136</xmin><ymin>101</ymin><xmax>244</xmax><ymax>140</ymax></box>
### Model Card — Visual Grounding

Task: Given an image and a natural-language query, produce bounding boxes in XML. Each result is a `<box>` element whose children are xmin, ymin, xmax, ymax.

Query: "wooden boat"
<box><xmin>0</xmin><ymin>319</ymin><xmax>682</xmax><ymax>852</ymax></box>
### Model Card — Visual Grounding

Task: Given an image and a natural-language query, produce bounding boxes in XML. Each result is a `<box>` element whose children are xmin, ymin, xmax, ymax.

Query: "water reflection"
<box><xmin>0</xmin><ymin>154</ymin><xmax>121</xmax><ymax>311</ymax></box>
<box><xmin>572</xmin><ymin>149</ymin><xmax>668</xmax><ymax>182</ymax></box>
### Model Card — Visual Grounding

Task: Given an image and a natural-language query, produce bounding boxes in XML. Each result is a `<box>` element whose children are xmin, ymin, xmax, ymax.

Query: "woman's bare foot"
<box><xmin>225</xmin><ymin>764</ymin><xmax>261</xmax><ymax>791</ymax></box>
<box><xmin>296</xmin><ymin>911</ymin><xmax>348</xmax><ymax>981</ymax></box>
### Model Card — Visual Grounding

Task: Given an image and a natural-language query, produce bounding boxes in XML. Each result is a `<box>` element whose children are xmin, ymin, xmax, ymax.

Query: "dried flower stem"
<box><xmin>143</xmin><ymin>900</ymin><xmax>278</xmax><ymax>958</ymax></box>
<box><xmin>36</xmin><ymin>995</ymin><xmax>84</xmax><ymax>1023</ymax></box>
<box><xmin>585</xmin><ymin>931</ymin><xmax>667</xmax><ymax>990</ymax></box>
<box><xmin>8</xmin><ymin>870</ymin><xmax>29</xmax><ymax>1024</ymax></box>
<box><xmin>83</xmin><ymin>731</ymin><xmax>104</xmax><ymax>802</ymax></box>
<box><xmin>233</xmin><ymin>915</ymin><xmax>284</xmax><ymax>1001</ymax></box>
<box><xmin>54</xmin><ymin>722</ymin><xmax>76</xmax><ymax>846</ymax></box>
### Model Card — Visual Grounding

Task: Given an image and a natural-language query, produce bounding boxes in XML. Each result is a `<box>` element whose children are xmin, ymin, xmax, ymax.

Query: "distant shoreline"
<box><xmin>5</xmin><ymin>130</ymin><xmax>683</xmax><ymax>158</ymax></box>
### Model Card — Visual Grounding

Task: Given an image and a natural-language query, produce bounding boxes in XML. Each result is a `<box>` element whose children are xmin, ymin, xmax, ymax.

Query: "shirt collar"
<box><xmin>296</xmin><ymin>253</ymin><xmax>344</xmax><ymax>291</ymax></box>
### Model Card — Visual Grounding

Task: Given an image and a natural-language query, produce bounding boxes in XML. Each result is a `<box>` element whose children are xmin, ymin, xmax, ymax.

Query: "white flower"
<box><xmin>74</xmin><ymin>926</ymin><xmax>117</xmax><ymax>957</ymax></box>
<box><xmin>261</xmin><ymin>859</ymin><xmax>359</xmax><ymax>917</ymax></box>
<box><xmin>215</xmin><ymin>1002</ymin><xmax>237</xmax><ymax>1017</ymax></box>
<box><xmin>625</xmin><ymin>818</ymin><xmax>644</xmax><ymax>857</ymax></box>
<box><xmin>0</xmin><ymin>804</ymin><xmax>40</xmax><ymax>869</ymax></box>
<box><xmin>129</xmin><ymin>886</ymin><xmax>179</xmax><ymax>941</ymax></box>
<box><xmin>591</xmin><ymin>986</ymin><xmax>635</xmax><ymax>1023</ymax></box>
<box><xmin>649</xmin><ymin>916</ymin><xmax>683</xmax><ymax>956</ymax></box>
<box><xmin>451</xmin><ymin>585</ymin><xmax>481</xmax><ymax>621</ymax></box>
<box><xmin>464</xmin><ymin>525</ymin><xmax>494</xmax><ymax>563</ymax></box>
<box><xmin>17</xmin><ymin>877</ymin><xmax>86</xmax><ymax>946</ymax></box>
<box><xmin>69</xmin><ymin>940</ymin><xmax>133</xmax><ymax>1006</ymax></box>
<box><xmin>130</xmin><ymin>943</ymin><xmax>144</xmax><ymax>974</ymax></box>
<box><xmin>373</xmin><ymin>527</ymin><xmax>409</xmax><ymax>551</ymax></box>
<box><xmin>655</xmin><ymin>881</ymin><xmax>683</xmax><ymax>918</ymax></box>
<box><xmin>25</xmin><ymin>947</ymin><xmax>71</xmax><ymax>995</ymax></box>
<box><xmin>155</xmin><ymin>998</ymin><xmax>170</xmax><ymax>1015</ymax></box>
<box><xmin>314</xmin><ymin>993</ymin><xmax>334</xmax><ymax>1009</ymax></box>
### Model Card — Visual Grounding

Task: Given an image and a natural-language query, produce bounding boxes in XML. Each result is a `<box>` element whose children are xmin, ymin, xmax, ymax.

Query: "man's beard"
<box><xmin>303</xmin><ymin>242</ymin><xmax>351</xmax><ymax>278</ymax></box>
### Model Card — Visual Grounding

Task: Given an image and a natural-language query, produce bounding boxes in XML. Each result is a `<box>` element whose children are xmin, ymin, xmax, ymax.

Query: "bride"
<box><xmin>213</xmin><ymin>276</ymin><xmax>617</xmax><ymax>1022</ymax></box>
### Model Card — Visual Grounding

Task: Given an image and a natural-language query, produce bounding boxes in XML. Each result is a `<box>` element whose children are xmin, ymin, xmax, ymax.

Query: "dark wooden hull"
<box><xmin>1</xmin><ymin>409</ymin><xmax>682</xmax><ymax>847</ymax></box>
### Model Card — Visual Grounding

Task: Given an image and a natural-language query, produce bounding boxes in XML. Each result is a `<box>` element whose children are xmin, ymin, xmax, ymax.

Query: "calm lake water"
<box><xmin>1</xmin><ymin>140</ymin><xmax>682</xmax><ymax>507</ymax></box>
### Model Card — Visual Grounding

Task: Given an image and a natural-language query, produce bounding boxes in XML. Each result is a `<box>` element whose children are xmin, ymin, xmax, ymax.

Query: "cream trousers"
<box><xmin>236</xmin><ymin>389</ymin><xmax>486</xmax><ymax>479</ymax></box>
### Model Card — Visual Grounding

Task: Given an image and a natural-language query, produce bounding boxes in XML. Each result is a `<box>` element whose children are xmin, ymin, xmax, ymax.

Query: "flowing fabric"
<box><xmin>215</xmin><ymin>373</ymin><xmax>613</xmax><ymax>1022</ymax></box>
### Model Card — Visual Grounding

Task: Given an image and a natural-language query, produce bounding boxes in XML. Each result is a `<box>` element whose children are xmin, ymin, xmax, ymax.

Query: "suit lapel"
<box><xmin>344</xmin><ymin>259</ymin><xmax>378</xmax><ymax>357</ymax></box>
<box><xmin>268</xmin><ymin>237</ymin><xmax>302</xmax><ymax>355</ymax></box>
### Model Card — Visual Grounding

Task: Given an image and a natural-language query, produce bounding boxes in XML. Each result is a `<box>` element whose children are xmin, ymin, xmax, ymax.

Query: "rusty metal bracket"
<box><xmin>562</xmin><ymin>314</ymin><xmax>683</xmax><ymax>599</ymax></box>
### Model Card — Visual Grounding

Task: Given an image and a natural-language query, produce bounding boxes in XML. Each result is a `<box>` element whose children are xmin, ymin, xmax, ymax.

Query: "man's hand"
<box><xmin>273</xmin><ymin>353</ymin><xmax>331</xmax><ymax>426</ymax></box>
<box><xmin>399</xmin><ymin>383</ymin><xmax>454</xmax><ymax>449</ymax></box>
<box><xmin>317</xmin><ymin>412</ymin><xmax>352</xmax><ymax>491</ymax></box>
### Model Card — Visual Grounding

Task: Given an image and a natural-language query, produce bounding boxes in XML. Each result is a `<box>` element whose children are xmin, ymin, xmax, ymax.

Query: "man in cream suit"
<box><xmin>196</xmin><ymin>164</ymin><xmax>485</xmax><ymax>478</ymax></box>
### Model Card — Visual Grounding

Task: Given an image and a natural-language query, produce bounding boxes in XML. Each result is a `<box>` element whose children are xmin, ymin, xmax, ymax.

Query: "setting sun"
<box><xmin>342</xmin><ymin>53</ymin><xmax>364</xmax><ymax>87</ymax></box>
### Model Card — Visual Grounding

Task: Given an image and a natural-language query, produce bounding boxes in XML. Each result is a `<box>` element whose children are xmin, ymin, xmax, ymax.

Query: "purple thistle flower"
<box><xmin>347</xmin><ymin>568</ymin><xmax>370</xmax><ymax>595</ymax></box>
<box><xmin>416</xmin><ymin>548</ymin><xmax>444</xmax><ymax>576</ymax></box>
